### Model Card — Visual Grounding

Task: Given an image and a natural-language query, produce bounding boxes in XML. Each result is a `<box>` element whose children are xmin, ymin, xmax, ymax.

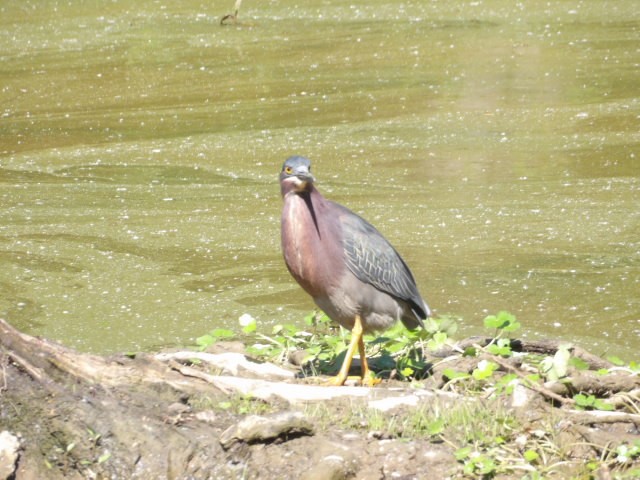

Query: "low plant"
<box><xmin>195</xmin><ymin>311</ymin><xmax>457</xmax><ymax>381</ymax></box>
<box><xmin>193</xmin><ymin>309</ymin><xmax>640</xmax><ymax>478</ymax></box>
<box><xmin>195</xmin><ymin>310</ymin><xmax>636</xmax><ymax>416</ymax></box>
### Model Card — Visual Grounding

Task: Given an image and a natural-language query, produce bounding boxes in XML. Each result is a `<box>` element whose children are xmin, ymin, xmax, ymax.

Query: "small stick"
<box><xmin>221</xmin><ymin>0</ymin><xmax>243</xmax><ymax>25</ymax></box>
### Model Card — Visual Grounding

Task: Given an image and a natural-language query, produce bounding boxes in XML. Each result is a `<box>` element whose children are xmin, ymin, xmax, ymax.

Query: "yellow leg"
<box><xmin>324</xmin><ymin>315</ymin><xmax>380</xmax><ymax>387</ymax></box>
<box><xmin>358</xmin><ymin>331</ymin><xmax>381</xmax><ymax>387</ymax></box>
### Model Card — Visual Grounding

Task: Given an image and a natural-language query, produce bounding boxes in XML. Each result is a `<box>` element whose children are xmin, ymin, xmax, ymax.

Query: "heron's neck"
<box><xmin>281</xmin><ymin>181</ymin><xmax>318</xmax><ymax>199</ymax></box>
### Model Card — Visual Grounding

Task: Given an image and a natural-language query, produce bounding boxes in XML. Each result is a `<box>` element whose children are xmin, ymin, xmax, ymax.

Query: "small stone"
<box><xmin>300</xmin><ymin>455</ymin><xmax>352</xmax><ymax>480</ymax></box>
<box><xmin>167</xmin><ymin>402</ymin><xmax>191</xmax><ymax>415</ymax></box>
<box><xmin>206</xmin><ymin>340</ymin><xmax>246</xmax><ymax>355</ymax></box>
<box><xmin>288</xmin><ymin>349</ymin><xmax>310</xmax><ymax>367</ymax></box>
<box><xmin>0</xmin><ymin>431</ymin><xmax>21</xmax><ymax>480</ymax></box>
<box><xmin>195</xmin><ymin>410</ymin><xmax>217</xmax><ymax>423</ymax></box>
<box><xmin>219</xmin><ymin>411</ymin><xmax>314</xmax><ymax>449</ymax></box>
<box><xmin>511</xmin><ymin>382</ymin><xmax>533</xmax><ymax>408</ymax></box>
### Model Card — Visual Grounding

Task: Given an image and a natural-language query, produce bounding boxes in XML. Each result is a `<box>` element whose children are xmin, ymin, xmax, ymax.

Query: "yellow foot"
<box><xmin>323</xmin><ymin>375</ymin><xmax>348</xmax><ymax>387</ymax></box>
<box><xmin>361</xmin><ymin>374</ymin><xmax>382</xmax><ymax>387</ymax></box>
<box><xmin>323</xmin><ymin>374</ymin><xmax>381</xmax><ymax>387</ymax></box>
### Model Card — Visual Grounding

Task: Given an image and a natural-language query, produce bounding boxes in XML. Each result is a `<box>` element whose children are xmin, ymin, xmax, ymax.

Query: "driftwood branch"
<box><xmin>454</xmin><ymin>337</ymin><xmax>615</xmax><ymax>371</ymax></box>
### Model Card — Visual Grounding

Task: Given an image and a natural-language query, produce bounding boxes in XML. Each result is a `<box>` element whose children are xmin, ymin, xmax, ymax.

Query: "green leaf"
<box><xmin>607</xmin><ymin>355</ymin><xmax>625</xmax><ymax>366</ymax></box>
<box><xmin>524</xmin><ymin>449</ymin><xmax>539</xmax><ymax>462</ymax></box>
<box><xmin>484</xmin><ymin>311</ymin><xmax>520</xmax><ymax>332</ymax></box>
<box><xmin>472</xmin><ymin>359</ymin><xmax>498</xmax><ymax>381</ymax></box>
<box><xmin>574</xmin><ymin>393</ymin><xmax>614</xmax><ymax>411</ymax></box>
<box><xmin>423</xmin><ymin>317</ymin><xmax>442</xmax><ymax>334</ymax></box>
<box><xmin>473</xmin><ymin>456</ymin><xmax>497</xmax><ymax>475</ymax></box>
<box><xmin>303</xmin><ymin>312</ymin><xmax>315</xmax><ymax>326</ymax></box>
<box><xmin>427</xmin><ymin>419</ymin><xmax>445</xmax><ymax>436</ymax></box>
<box><xmin>426</xmin><ymin>332</ymin><xmax>448</xmax><ymax>351</ymax></box>
<box><xmin>483</xmin><ymin>314</ymin><xmax>501</xmax><ymax>329</ymax></box>
<box><xmin>438</xmin><ymin>316</ymin><xmax>459</xmax><ymax>336</ymax></box>
<box><xmin>593</xmin><ymin>399</ymin><xmax>615</xmax><ymax>411</ymax></box>
<box><xmin>400</xmin><ymin>366</ymin><xmax>415</xmax><ymax>377</ymax></box>
<box><xmin>486</xmin><ymin>337</ymin><xmax>513</xmax><ymax>356</ymax></box>
<box><xmin>442</xmin><ymin>368</ymin><xmax>470</xmax><ymax>381</ymax></box>
<box><xmin>195</xmin><ymin>334</ymin><xmax>215</xmax><ymax>348</ymax></box>
<box><xmin>586</xmin><ymin>461</ymin><xmax>600</xmax><ymax>471</ymax></box>
<box><xmin>574</xmin><ymin>393</ymin><xmax>595</xmax><ymax>408</ymax></box>
<box><xmin>211</xmin><ymin>328</ymin><xmax>235</xmax><ymax>340</ymax></box>
<box><xmin>97</xmin><ymin>452</ymin><xmax>111</xmax><ymax>464</ymax></box>
<box><xmin>499</xmin><ymin>312</ymin><xmax>521</xmax><ymax>332</ymax></box>
<box><xmin>494</xmin><ymin>373</ymin><xmax>518</xmax><ymax>395</ymax></box>
<box><xmin>242</xmin><ymin>323</ymin><xmax>256</xmax><ymax>334</ymax></box>
<box><xmin>462</xmin><ymin>346</ymin><xmax>477</xmax><ymax>357</ymax></box>
<box><xmin>569</xmin><ymin>356</ymin><xmax>590</xmax><ymax>370</ymax></box>
<box><xmin>239</xmin><ymin>313</ymin><xmax>257</xmax><ymax>334</ymax></box>
<box><xmin>525</xmin><ymin>373</ymin><xmax>541</xmax><ymax>383</ymax></box>
<box><xmin>455</xmin><ymin>446</ymin><xmax>472</xmax><ymax>461</ymax></box>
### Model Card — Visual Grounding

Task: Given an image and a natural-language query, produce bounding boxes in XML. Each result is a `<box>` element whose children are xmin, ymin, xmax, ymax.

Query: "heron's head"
<box><xmin>280</xmin><ymin>155</ymin><xmax>315</xmax><ymax>195</ymax></box>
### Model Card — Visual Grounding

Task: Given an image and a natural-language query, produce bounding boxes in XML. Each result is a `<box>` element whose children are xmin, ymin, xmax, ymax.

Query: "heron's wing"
<box><xmin>337</xmin><ymin>203</ymin><xmax>428</xmax><ymax>321</ymax></box>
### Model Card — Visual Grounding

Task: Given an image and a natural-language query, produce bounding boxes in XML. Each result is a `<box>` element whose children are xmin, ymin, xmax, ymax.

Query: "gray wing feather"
<box><xmin>337</xmin><ymin>203</ymin><xmax>428</xmax><ymax>320</ymax></box>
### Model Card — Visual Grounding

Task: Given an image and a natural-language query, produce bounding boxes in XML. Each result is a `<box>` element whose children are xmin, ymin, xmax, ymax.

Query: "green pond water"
<box><xmin>1</xmin><ymin>0</ymin><xmax>638</xmax><ymax>359</ymax></box>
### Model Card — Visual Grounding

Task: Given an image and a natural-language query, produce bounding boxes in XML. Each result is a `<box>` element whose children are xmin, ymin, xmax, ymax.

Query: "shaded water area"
<box><xmin>1</xmin><ymin>0</ymin><xmax>639</xmax><ymax>358</ymax></box>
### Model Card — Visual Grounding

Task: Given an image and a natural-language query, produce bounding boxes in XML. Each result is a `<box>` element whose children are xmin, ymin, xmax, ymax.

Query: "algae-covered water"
<box><xmin>1</xmin><ymin>0</ymin><xmax>638</xmax><ymax>358</ymax></box>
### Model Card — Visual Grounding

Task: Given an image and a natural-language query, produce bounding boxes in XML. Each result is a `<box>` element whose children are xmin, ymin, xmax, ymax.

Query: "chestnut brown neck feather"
<box><xmin>300</xmin><ymin>190</ymin><xmax>321</xmax><ymax>238</ymax></box>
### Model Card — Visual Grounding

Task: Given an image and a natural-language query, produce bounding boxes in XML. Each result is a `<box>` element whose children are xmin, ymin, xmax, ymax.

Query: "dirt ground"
<box><xmin>1</xmin><ymin>318</ymin><xmax>639</xmax><ymax>479</ymax></box>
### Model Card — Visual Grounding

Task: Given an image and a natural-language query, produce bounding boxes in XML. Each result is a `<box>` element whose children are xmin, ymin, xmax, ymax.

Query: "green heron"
<box><xmin>279</xmin><ymin>155</ymin><xmax>431</xmax><ymax>386</ymax></box>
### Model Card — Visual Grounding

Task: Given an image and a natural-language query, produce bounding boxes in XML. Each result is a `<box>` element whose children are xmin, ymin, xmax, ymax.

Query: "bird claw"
<box><xmin>361</xmin><ymin>374</ymin><xmax>382</xmax><ymax>387</ymax></box>
<box><xmin>323</xmin><ymin>374</ymin><xmax>381</xmax><ymax>387</ymax></box>
<box><xmin>323</xmin><ymin>375</ymin><xmax>348</xmax><ymax>387</ymax></box>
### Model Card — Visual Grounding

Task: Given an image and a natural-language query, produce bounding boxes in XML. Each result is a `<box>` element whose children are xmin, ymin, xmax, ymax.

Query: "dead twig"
<box><xmin>490</xmin><ymin>355</ymin><xmax>575</xmax><ymax>406</ymax></box>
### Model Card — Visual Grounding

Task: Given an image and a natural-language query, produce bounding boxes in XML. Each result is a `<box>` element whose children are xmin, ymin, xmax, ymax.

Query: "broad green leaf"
<box><xmin>400</xmin><ymin>366</ymin><xmax>415</xmax><ymax>377</ymax></box>
<box><xmin>426</xmin><ymin>332</ymin><xmax>448</xmax><ymax>351</ymax></box>
<box><xmin>472</xmin><ymin>360</ymin><xmax>498</xmax><ymax>381</ymax></box>
<box><xmin>455</xmin><ymin>446</ymin><xmax>472</xmax><ymax>460</ymax></box>
<box><xmin>569</xmin><ymin>357</ymin><xmax>589</xmax><ymax>370</ymax></box>
<box><xmin>574</xmin><ymin>393</ymin><xmax>595</xmax><ymax>408</ymax></box>
<box><xmin>483</xmin><ymin>314</ymin><xmax>501</xmax><ymax>329</ymax></box>
<box><xmin>524</xmin><ymin>450</ymin><xmax>539</xmax><ymax>462</ymax></box>
<box><xmin>593</xmin><ymin>399</ymin><xmax>615</xmax><ymax>411</ymax></box>
<box><xmin>195</xmin><ymin>334</ymin><xmax>215</xmax><ymax>348</ymax></box>
<box><xmin>607</xmin><ymin>355</ymin><xmax>625</xmax><ymax>366</ymax></box>
<box><xmin>210</xmin><ymin>328</ymin><xmax>234</xmax><ymax>339</ymax></box>
<box><xmin>427</xmin><ymin>419</ymin><xmax>445</xmax><ymax>436</ymax></box>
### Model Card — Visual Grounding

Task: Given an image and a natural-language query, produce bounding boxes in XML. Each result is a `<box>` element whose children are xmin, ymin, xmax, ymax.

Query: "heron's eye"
<box><xmin>285</xmin><ymin>166</ymin><xmax>293</xmax><ymax>174</ymax></box>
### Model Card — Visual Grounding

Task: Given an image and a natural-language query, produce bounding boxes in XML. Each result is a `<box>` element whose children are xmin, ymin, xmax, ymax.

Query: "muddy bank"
<box><xmin>1</xmin><ymin>318</ymin><xmax>639</xmax><ymax>479</ymax></box>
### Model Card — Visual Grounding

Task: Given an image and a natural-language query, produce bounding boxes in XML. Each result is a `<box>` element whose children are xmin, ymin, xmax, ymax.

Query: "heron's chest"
<box><xmin>281</xmin><ymin>194</ymin><xmax>343</xmax><ymax>295</ymax></box>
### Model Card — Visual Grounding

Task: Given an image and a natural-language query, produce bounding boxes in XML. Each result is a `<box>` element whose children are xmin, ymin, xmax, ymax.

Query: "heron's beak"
<box><xmin>294</xmin><ymin>167</ymin><xmax>315</xmax><ymax>184</ymax></box>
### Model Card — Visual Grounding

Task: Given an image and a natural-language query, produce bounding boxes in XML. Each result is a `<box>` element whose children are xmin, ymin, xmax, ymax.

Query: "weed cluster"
<box><xmin>195</xmin><ymin>310</ymin><xmax>640</xmax><ymax>478</ymax></box>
